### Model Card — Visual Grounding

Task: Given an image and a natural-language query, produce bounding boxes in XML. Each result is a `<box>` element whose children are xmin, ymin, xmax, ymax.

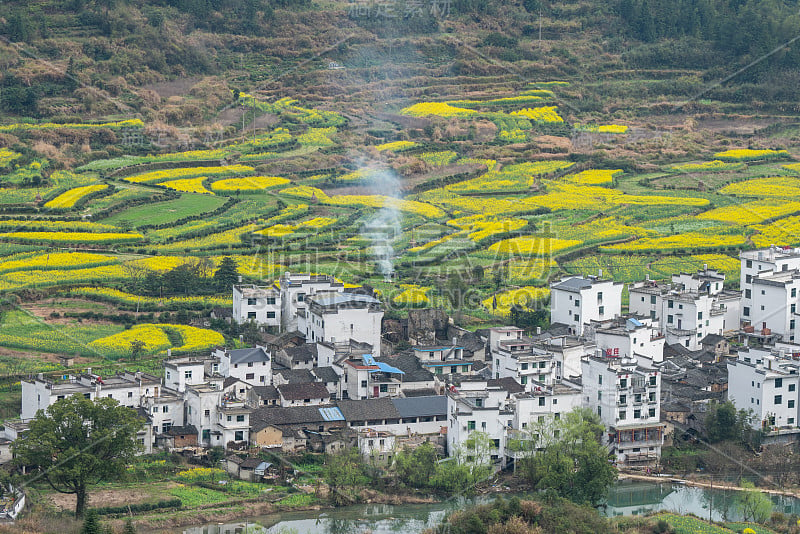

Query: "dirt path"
<box><xmin>47</xmin><ymin>482</ymin><xmax>180</xmax><ymax>511</ymax></box>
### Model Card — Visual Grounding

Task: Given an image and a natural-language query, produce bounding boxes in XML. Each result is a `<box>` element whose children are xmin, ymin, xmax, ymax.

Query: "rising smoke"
<box><xmin>361</xmin><ymin>166</ymin><xmax>402</xmax><ymax>281</ymax></box>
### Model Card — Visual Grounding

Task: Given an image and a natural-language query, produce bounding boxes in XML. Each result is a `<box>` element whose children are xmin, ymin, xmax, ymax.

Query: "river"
<box><xmin>182</xmin><ymin>481</ymin><xmax>800</xmax><ymax>534</ymax></box>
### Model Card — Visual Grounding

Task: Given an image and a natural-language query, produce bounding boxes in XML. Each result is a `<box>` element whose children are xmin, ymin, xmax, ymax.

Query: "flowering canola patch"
<box><xmin>483</xmin><ymin>286</ymin><xmax>550</xmax><ymax>316</ymax></box>
<box><xmin>211</xmin><ymin>176</ymin><xmax>290</xmax><ymax>192</ymax></box>
<box><xmin>489</xmin><ymin>237</ymin><xmax>582</xmax><ymax>256</ymax></box>
<box><xmin>159</xmin><ymin>178</ymin><xmax>213</xmax><ymax>194</ymax></box>
<box><xmin>124</xmin><ymin>165</ymin><xmax>254</xmax><ymax>184</ymax></box>
<box><xmin>375</xmin><ymin>140</ymin><xmax>418</xmax><ymax>152</ymax></box>
<box><xmin>714</xmin><ymin>148</ymin><xmax>789</xmax><ymax>161</ymax></box>
<box><xmin>45</xmin><ymin>184</ymin><xmax>108</xmax><ymax>208</ymax></box>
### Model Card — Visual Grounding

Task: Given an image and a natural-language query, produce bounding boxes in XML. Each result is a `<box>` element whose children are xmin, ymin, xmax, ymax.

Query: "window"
<box><xmin>521</xmin><ymin>376</ymin><xmax>528</xmax><ymax>385</ymax></box>
<box><xmin>599</xmin><ymin>306</ymin><xmax>605</xmax><ymax>315</ymax></box>
<box><xmin>789</xmin><ymin>384</ymin><xmax>796</xmax><ymax>392</ymax></box>
<box><xmin>649</xmin><ymin>376</ymin><xmax>657</xmax><ymax>386</ymax></box>
<box><xmin>204</xmin><ymin>409</ymin><xmax>210</xmax><ymax>417</ymax></box>
<box><xmin>234</xmin><ymin>431</ymin><xmax>244</xmax><ymax>441</ymax></box>
<box><xmin>667</xmin><ymin>314</ymin><xmax>674</xmax><ymax>324</ymax></box>
<box><xmin>247</xmin><ymin>298</ymin><xmax>256</xmax><ymax>306</ymax></box>
<box><xmin>267</xmin><ymin>297</ymin><xmax>276</xmax><ymax>305</ymax></box>
<box><xmin>792</xmin><ymin>288</ymin><xmax>797</xmax><ymax>298</ymax></box>
<box><xmin>598</xmin><ymin>391</ymin><xmax>602</xmax><ymax>401</ymax></box>
<box><xmin>776</xmin><ymin>378</ymin><xmax>783</xmax><ymax>388</ymax></box>
<box><xmin>380</xmin><ymin>384</ymin><xmax>387</xmax><ymax>392</ymax></box>
<box><xmin>574</xmin><ymin>299</ymin><xmax>580</xmax><ymax>307</ymax></box>
<box><xmin>185</xmin><ymin>370</ymin><xmax>193</xmax><ymax>380</ymax></box>
<box><xmin>634</xmin><ymin>393</ymin><xmax>642</xmax><ymax>403</ymax></box>
<box><xmin>745</xmin><ymin>289</ymin><xmax>751</xmax><ymax>299</ymax></box>
<box><xmin>475</xmin><ymin>398</ymin><xmax>483</xmax><ymax>407</ymax></box>
<box><xmin>743</xmin><ymin>306</ymin><xmax>750</xmax><ymax>317</ymax></box>
<box><xmin>521</xmin><ymin>363</ymin><xmax>528</xmax><ymax>370</ymax></box>
<box><xmin>462</xmin><ymin>366</ymin><xmax>469</xmax><ymax>372</ymax></box>
<box><xmin>792</xmin><ymin>304</ymin><xmax>797</xmax><ymax>314</ymax></box>
<box><xmin>248</xmin><ymin>362</ymin><xmax>254</xmax><ymax>367</ymax></box>
<box><xmin>668</xmin><ymin>300</ymin><xmax>673</xmax><ymax>309</ymax></box>
<box><xmin>152</xmin><ymin>407</ymin><xmax>158</xmax><ymax>413</ymax></box>
<box><xmin>297</xmin><ymin>293</ymin><xmax>305</xmax><ymax>302</ymax></box>
<box><xmin>166</xmin><ymin>371</ymin><xmax>171</xmax><ymax>380</ymax></box>
<box><xmin>649</xmin><ymin>408</ymin><xmax>656</xmax><ymax>417</ymax></box>
<box><xmin>246</xmin><ymin>373</ymin><xmax>254</xmax><ymax>380</ymax></box>
<box><xmin>236</xmin><ymin>415</ymin><xmax>245</xmax><ymax>422</ymax></box>
<box><xmin>467</xmin><ymin>421</ymin><xmax>476</xmax><ymax>431</ymax></box>
<box><xmin>597</xmin><ymin>406</ymin><xmax>602</xmax><ymax>416</ymax></box>
<box><xmin>619</xmin><ymin>410</ymin><xmax>626</xmax><ymax>420</ymax></box>
<box><xmin>538</xmin><ymin>397</ymin><xmax>545</xmax><ymax>406</ymax></box>
<box><xmin>481</xmin><ymin>422</ymin><xmax>487</xmax><ymax>431</ymax></box>
<box><xmin>650</xmin><ymin>295</ymin><xmax>656</xmax><ymax>304</ymax></box>
<box><xmin>619</xmin><ymin>395</ymin><xmax>627</xmax><ymax>405</ymax></box>
<box><xmin>107</xmin><ymin>394</ymin><xmax>113</xmax><ymax>398</ymax></box>
<box><xmin>791</xmin><ymin>320</ymin><xmax>796</xmax><ymax>330</ymax></box>
<box><xmin>698</xmin><ymin>311</ymin><xmax>703</xmax><ymax>320</ymax></box>
<box><xmin>746</xmin><ymin>274</ymin><xmax>752</xmax><ymax>284</ymax></box>
<box><xmin>789</xmin><ymin>418</ymin><xmax>795</xmax><ymax>425</ymax></box>
<box><xmin>746</xmin><ymin>260</ymin><xmax>752</xmax><ymax>268</ymax></box>
<box><xmin>634</xmin><ymin>409</ymin><xmax>641</xmax><ymax>418</ymax></box>
<box><xmin>774</xmin><ymin>395</ymin><xmax>783</xmax><ymax>405</ymax></box>
<box><xmin>361</xmin><ymin>380</ymin><xmax>367</xmax><ymax>388</ymax></box>
<box><xmin>598</xmin><ymin>375</ymin><xmax>603</xmax><ymax>385</ymax></box>
<box><xmin>227</xmin><ymin>415</ymin><xmax>232</xmax><ymax>421</ymax></box>
<box><xmin>649</xmin><ymin>392</ymin><xmax>656</xmax><ymax>402</ymax></box>
<box><xmin>573</xmin><ymin>314</ymin><xmax>579</xmax><ymax>322</ymax></box>
<box><xmin>267</xmin><ymin>311</ymin><xmax>276</xmax><ymax>319</ymax></box>
<box><xmin>597</xmin><ymin>291</ymin><xmax>603</xmax><ymax>300</ymax></box>
<box><xmin>619</xmin><ymin>378</ymin><xmax>627</xmax><ymax>388</ymax></box>
<box><xmin>128</xmin><ymin>392</ymin><xmax>133</xmax><ymax>398</ymax></box>
<box><xmin>788</xmin><ymin>400</ymin><xmax>795</xmax><ymax>409</ymax></box>
<box><xmin>163</xmin><ymin>406</ymin><xmax>168</xmax><ymax>413</ymax></box>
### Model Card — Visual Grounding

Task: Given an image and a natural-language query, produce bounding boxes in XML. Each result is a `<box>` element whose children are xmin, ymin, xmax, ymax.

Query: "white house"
<box><xmin>581</xmin><ymin>354</ymin><xmax>664</xmax><ymax>466</ymax></box>
<box><xmin>590</xmin><ymin>316</ymin><xmax>665</xmax><ymax>363</ymax></box>
<box><xmin>185</xmin><ymin>383</ymin><xmax>251</xmax><ymax>447</ymax></box>
<box><xmin>142</xmin><ymin>387</ymin><xmax>185</xmax><ymax>438</ymax></box>
<box><xmin>629</xmin><ymin>269</ymin><xmax>739</xmax><ymax>350</ymax></box>
<box><xmin>447</xmin><ymin>381</ymin><xmax>513</xmax><ymax>468</ymax></box>
<box><xmin>232</xmin><ymin>284</ymin><xmax>281</xmax><ymax>327</ymax></box>
<box><xmin>727</xmin><ymin>347</ymin><xmax>799</xmax><ymax>430</ymax></box>
<box><xmin>164</xmin><ymin>356</ymin><xmax>210</xmax><ymax>393</ymax></box>
<box><xmin>747</xmin><ymin>270</ymin><xmax>800</xmax><ymax>342</ymax></box>
<box><xmin>301</xmin><ymin>292</ymin><xmax>383</xmax><ymax>349</ymax></box>
<box><xmin>279</xmin><ymin>272</ymin><xmax>345</xmax><ymax>332</ymax></box>
<box><xmin>413</xmin><ymin>345</ymin><xmax>474</xmax><ymax>377</ymax></box>
<box><xmin>215</xmin><ymin>347</ymin><xmax>272</xmax><ymax>385</ymax></box>
<box><xmin>512</xmin><ymin>379</ymin><xmax>582</xmax><ymax>431</ymax></box>
<box><xmin>741</xmin><ymin>247</ymin><xmax>800</xmax><ymax>326</ymax></box>
<box><xmin>490</xmin><ymin>335</ymin><xmax>562</xmax><ymax>390</ymax></box>
<box><xmin>550</xmin><ymin>275</ymin><xmax>623</xmax><ymax>335</ymax></box>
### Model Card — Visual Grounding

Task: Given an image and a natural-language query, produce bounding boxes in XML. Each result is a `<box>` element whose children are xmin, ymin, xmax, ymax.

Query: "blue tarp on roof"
<box><xmin>318</xmin><ymin>407</ymin><xmax>345</xmax><ymax>421</ymax></box>
<box><xmin>363</xmin><ymin>354</ymin><xmax>405</xmax><ymax>375</ymax></box>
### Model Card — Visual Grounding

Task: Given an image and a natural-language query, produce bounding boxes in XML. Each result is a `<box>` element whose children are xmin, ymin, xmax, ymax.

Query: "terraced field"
<box><xmin>0</xmin><ymin>85</ymin><xmax>797</xmax><ymax>370</ymax></box>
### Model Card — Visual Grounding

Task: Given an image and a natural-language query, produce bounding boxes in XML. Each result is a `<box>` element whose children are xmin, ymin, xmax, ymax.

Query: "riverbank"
<box><xmin>619</xmin><ymin>472</ymin><xmax>800</xmax><ymax>499</ymax></box>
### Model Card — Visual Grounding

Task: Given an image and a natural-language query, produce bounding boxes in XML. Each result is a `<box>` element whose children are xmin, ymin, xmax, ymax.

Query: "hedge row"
<box><xmin>92</xmin><ymin>498</ymin><xmax>182</xmax><ymax>516</ymax></box>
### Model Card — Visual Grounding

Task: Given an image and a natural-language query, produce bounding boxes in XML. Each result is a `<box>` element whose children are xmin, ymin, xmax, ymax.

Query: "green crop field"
<box><xmin>100</xmin><ymin>194</ymin><xmax>229</xmax><ymax>227</ymax></box>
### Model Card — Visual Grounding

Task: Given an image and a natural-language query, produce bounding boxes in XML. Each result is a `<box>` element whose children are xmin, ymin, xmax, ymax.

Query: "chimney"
<box><xmin>704</xmin><ymin>264</ymin><xmax>708</xmax><ymax>272</ymax></box>
<box><xmin>536</xmin><ymin>326</ymin><xmax>542</xmax><ymax>335</ymax></box>
<box><xmin>238</xmin><ymin>275</ymin><xmax>242</xmax><ymax>283</ymax></box>
<box><xmin>87</xmin><ymin>367</ymin><xmax>92</xmax><ymax>375</ymax></box>
<box><xmin>167</xmin><ymin>348</ymin><xmax>172</xmax><ymax>358</ymax></box>
<box><xmin>598</xmin><ymin>269</ymin><xmax>603</xmax><ymax>278</ymax></box>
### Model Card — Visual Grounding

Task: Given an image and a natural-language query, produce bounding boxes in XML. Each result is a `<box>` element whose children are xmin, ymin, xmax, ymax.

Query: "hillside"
<box><xmin>0</xmin><ymin>0</ymin><xmax>799</xmax><ymax>387</ymax></box>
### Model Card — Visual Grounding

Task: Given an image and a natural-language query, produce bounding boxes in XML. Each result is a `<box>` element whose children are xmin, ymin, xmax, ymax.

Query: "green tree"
<box><xmin>515</xmin><ymin>408</ymin><xmax>617</xmax><ymax>506</ymax></box>
<box><xmin>129</xmin><ymin>339</ymin><xmax>146</xmax><ymax>360</ymax></box>
<box><xmin>123</xmin><ymin>517</ymin><xmax>136</xmax><ymax>534</ymax></box>
<box><xmin>213</xmin><ymin>256</ymin><xmax>240</xmax><ymax>292</ymax></box>
<box><xmin>393</xmin><ymin>442</ymin><xmax>438</xmax><ymax>488</ymax></box>
<box><xmin>322</xmin><ymin>447</ymin><xmax>369</xmax><ymax>506</ymax></box>
<box><xmin>705</xmin><ymin>401</ymin><xmax>754</xmax><ymax>443</ymax></box>
<box><xmin>737</xmin><ymin>480</ymin><xmax>773</xmax><ymax>523</ymax></box>
<box><xmin>13</xmin><ymin>395</ymin><xmax>144</xmax><ymax>517</ymax></box>
<box><xmin>81</xmin><ymin>510</ymin><xmax>102</xmax><ymax>534</ymax></box>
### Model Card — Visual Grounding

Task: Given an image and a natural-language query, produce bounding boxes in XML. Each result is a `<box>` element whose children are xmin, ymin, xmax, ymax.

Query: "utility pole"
<box><xmin>539</xmin><ymin>8</ymin><xmax>542</xmax><ymax>44</ymax></box>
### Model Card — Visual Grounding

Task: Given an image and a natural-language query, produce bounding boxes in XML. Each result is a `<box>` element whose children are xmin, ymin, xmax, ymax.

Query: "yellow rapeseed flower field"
<box><xmin>0</xmin><ymin>231</ymin><xmax>143</xmax><ymax>243</ymax></box>
<box><xmin>0</xmin><ymin>252</ymin><xmax>116</xmax><ymax>274</ymax></box>
<box><xmin>400</xmin><ymin>102</ymin><xmax>477</xmax><ymax>118</ymax></box>
<box><xmin>44</xmin><ymin>184</ymin><xmax>108</xmax><ymax>208</ymax></box>
<box><xmin>698</xmin><ymin>200</ymin><xmax>800</xmax><ymax>225</ymax></box>
<box><xmin>159</xmin><ymin>177</ymin><xmax>213</xmax><ymax>194</ymax></box>
<box><xmin>720</xmin><ymin>176</ymin><xmax>800</xmax><ymax>197</ymax></box>
<box><xmin>714</xmin><ymin>148</ymin><xmax>789</xmax><ymax>161</ymax></box>
<box><xmin>510</xmin><ymin>106</ymin><xmax>563</xmax><ymax>123</ymax></box>
<box><xmin>489</xmin><ymin>237</ymin><xmax>583</xmax><ymax>256</ymax></box>
<box><xmin>211</xmin><ymin>176</ymin><xmax>289</xmax><ymax>192</ymax></box>
<box><xmin>483</xmin><ymin>286</ymin><xmax>550</xmax><ymax>316</ymax></box>
<box><xmin>124</xmin><ymin>164</ymin><xmax>254</xmax><ymax>184</ymax></box>
<box><xmin>602</xmin><ymin>232</ymin><xmax>746</xmax><ymax>252</ymax></box>
<box><xmin>375</xmin><ymin>140</ymin><xmax>418</xmax><ymax>152</ymax></box>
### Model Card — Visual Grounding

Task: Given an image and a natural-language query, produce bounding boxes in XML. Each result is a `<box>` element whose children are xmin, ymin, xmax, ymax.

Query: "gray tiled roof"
<box><xmin>551</xmin><ymin>277</ymin><xmax>593</xmax><ymax>292</ymax></box>
<box><xmin>391</xmin><ymin>396</ymin><xmax>447</xmax><ymax>418</ymax></box>
<box><xmin>278</xmin><ymin>382</ymin><xmax>330</xmax><ymax>401</ymax></box>
<box><xmin>227</xmin><ymin>347</ymin><xmax>270</xmax><ymax>364</ymax></box>
<box><xmin>337</xmin><ymin>398</ymin><xmax>400</xmax><ymax>421</ymax></box>
<box><xmin>312</xmin><ymin>366</ymin><xmax>339</xmax><ymax>383</ymax></box>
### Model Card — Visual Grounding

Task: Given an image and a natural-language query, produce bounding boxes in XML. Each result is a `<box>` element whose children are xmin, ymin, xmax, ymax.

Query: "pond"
<box><xmin>181</xmin><ymin>481</ymin><xmax>800</xmax><ymax>534</ymax></box>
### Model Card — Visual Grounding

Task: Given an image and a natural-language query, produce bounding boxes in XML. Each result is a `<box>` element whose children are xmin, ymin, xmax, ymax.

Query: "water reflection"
<box><xmin>182</xmin><ymin>482</ymin><xmax>800</xmax><ymax>534</ymax></box>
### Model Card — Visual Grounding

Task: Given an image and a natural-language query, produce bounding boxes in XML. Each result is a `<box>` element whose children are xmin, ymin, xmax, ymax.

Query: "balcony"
<box><xmin>667</xmin><ymin>327</ymin><xmax>697</xmax><ymax>337</ymax></box>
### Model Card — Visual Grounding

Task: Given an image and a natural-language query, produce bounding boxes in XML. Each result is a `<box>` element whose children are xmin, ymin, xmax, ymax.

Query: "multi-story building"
<box><xmin>302</xmin><ymin>293</ymin><xmax>383</xmax><ymax>350</ymax></box>
<box><xmin>629</xmin><ymin>269</ymin><xmax>739</xmax><ymax>350</ymax></box>
<box><xmin>740</xmin><ymin>247</ymin><xmax>800</xmax><ymax>324</ymax></box>
<box><xmin>412</xmin><ymin>345</ymin><xmax>474</xmax><ymax>377</ymax></box>
<box><xmin>550</xmin><ymin>275</ymin><xmax>623</xmax><ymax>335</ymax></box>
<box><xmin>512</xmin><ymin>379</ymin><xmax>582</xmax><ymax>431</ymax></box>
<box><xmin>447</xmin><ymin>380</ymin><xmax>514</xmax><ymax>467</ymax></box>
<box><xmin>727</xmin><ymin>347</ymin><xmax>800</xmax><ymax>430</ymax></box>
<box><xmin>746</xmin><ymin>270</ymin><xmax>800</xmax><ymax>342</ymax></box>
<box><xmin>589</xmin><ymin>316</ymin><xmax>665</xmax><ymax>363</ymax></box>
<box><xmin>164</xmin><ymin>356</ymin><xmax>210</xmax><ymax>393</ymax></box>
<box><xmin>21</xmin><ymin>372</ymin><xmax>161</xmax><ymax>421</ymax></box>
<box><xmin>339</xmin><ymin>355</ymin><xmax>405</xmax><ymax>400</ymax></box>
<box><xmin>491</xmin><ymin>335</ymin><xmax>561</xmax><ymax>390</ymax></box>
<box><xmin>232</xmin><ymin>284</ymin><xmax>281</xmax><ymax>327</ymax></box>
<box><xmin>581</xmin><ymin>354</ymin><xmax>664</xmax><ymax>466</ymax></box>
<box><xmin>215</xmin><ymin>347</ymin><xmax>272</xmax><ymax>385</ymax></box>
<box><xmin>142</xmin><ymin>387</ymin><xmax>185</xmax><ymax>437</ymax></box>
<box><xmin>279</xmin><ymin>273</ymin><xmax>345</xmax><ymax>332</ymax></box>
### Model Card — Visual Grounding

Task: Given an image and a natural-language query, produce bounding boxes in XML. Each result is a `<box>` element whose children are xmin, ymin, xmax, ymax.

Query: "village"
<box><xmin>0</xmin><ymin>244</ymin><xmax>797</xmax><ymax>493</ymax></box>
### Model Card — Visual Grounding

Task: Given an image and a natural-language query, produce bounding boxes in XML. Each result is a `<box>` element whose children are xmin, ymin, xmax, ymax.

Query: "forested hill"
<box><xmin>2</xmin><ymin>0</ymin><xmax>800</xmax><ymax>122</ymax></box>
